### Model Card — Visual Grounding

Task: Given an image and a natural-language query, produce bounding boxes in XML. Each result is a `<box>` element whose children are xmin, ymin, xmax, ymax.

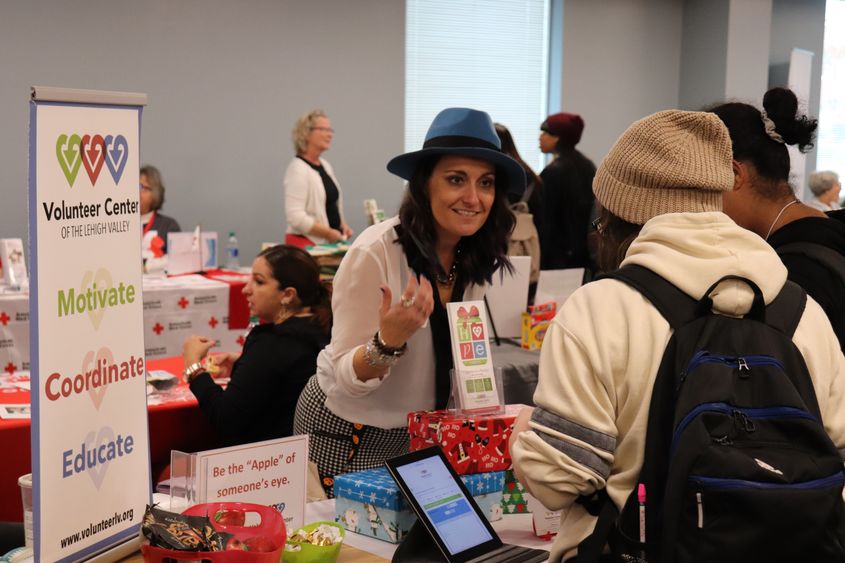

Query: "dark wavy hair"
<box><xmin>708</xmin><ymin>87</ymin><xmax>818</xmax><ymax>199</ymax></box>
<box><xmin>397</xmin><ymin>155</ymin><xmax>515</xmax><ymax>286</ymax></box>
<box><xmin>258</xmin><ymin>244</ymin><xmax>332</xmax><ymax>334</ymax></box>
<box><xmin>595</xmin><ymin>207</ymin><xmax>642</xmax><ymax>273</ymax></box>
<box><xmin>494</xmin><ymin>123</ymin><xmax>543</xmax><ymax>204</ymax></box>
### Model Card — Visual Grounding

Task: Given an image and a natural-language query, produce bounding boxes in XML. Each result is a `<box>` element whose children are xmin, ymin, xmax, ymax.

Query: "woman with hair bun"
<box><xmin>182</xmin><ymin>245</ymin><xmax>331</xmax><ymax>447</ymax></box>
<box><xmin>710</xmin><ymin>87</ymin><xmax>845</xmax><ymax>349</ymax></box>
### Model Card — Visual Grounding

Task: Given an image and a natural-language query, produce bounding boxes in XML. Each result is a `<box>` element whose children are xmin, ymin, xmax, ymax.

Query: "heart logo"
<box><xmin>84</xmin><ymin>426</ymin><xmax>116</xmax><ymax>490</ymax></box>
<box><xmin>81</xmin><ymin>346</ymin><xmax>115</xmax><ymax>410</ymax></box>
<box><xmin>81</xmin><ymin>134</ymin><xmax>106</xmax><ymax>185</ymax></box>
<box><xmin>471</xmin><ymin>325</ymin><xmax>483</xmax><ymax>338</ymax></box>
<box><xmin>80</xmin><ymin>268</ymin><xmax>114</xmax><ymax>330</ymax></box>
<box><xmin>56</xmin><ymin>134</ymin><xmax>83</xmax><ymax>187</ymax></box>
<box><xmin>104</xmin><ymin>135</ymin><xmax>128</xmax><ymax>184</ymax></box>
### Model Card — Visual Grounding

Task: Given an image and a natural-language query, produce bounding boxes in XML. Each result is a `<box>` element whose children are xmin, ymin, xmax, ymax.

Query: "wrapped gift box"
<box><xmin>521</xmin><ymin>301</ymin><xmax>556</xmax><ymax>350</ymax></box>
<box><xmin>334</xmin><ymin>468</ymin><xmax>505</xmax><ymax>543</ymax></box>
<box><xmin>408</xmin><ymin>405</ymin><xmax>524</xmax><ymax>475</ymax></box>
<box><xmin>501</xmin><ymin>468</ymin><xmax>531</xmax><ymax>514</ymax></box>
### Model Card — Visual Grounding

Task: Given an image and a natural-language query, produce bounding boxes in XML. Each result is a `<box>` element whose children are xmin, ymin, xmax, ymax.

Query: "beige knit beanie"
<box><xmin>593</xmin><ymin>110</ymin><xmax>734</xmax><ymax>225</ymax></box>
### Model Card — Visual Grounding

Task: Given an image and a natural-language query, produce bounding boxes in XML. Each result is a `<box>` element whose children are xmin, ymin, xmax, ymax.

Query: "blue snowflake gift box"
<box><xmin>334</xmin><ymin>467</ymin><xmax>505</xmax><ymax>543</ymax></box>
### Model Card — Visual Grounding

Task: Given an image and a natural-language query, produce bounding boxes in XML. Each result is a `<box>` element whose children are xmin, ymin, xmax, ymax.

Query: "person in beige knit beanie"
<box><xmin>590</xmin><ymin>109</ymin><xmax>734</xmax><ymax>271</ymax></box>
<box><xmin>510</xmin><ymin>108</ymin><xmax>845</xmax><ymax>562</ymax></box>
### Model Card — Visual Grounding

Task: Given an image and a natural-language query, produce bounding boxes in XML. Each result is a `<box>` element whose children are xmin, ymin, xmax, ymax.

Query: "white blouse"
<box><xmin>315</xmin><ymin>216</ymin><xmax>486</xmax><ymax>428</ymax></box>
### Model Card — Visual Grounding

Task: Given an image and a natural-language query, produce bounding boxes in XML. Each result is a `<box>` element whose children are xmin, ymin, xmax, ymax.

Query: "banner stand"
<box><xmin>29</xmin><ymin>86</ymin><xmax>150</xmax><ymax>562</ymax></box>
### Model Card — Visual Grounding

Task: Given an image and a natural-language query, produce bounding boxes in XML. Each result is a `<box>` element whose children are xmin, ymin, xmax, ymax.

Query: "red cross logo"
<box><xmin>236</xmin><ymin>335</ymin><xmax>245</xmax><ymax>347</ymax></box>
<box><xmin>178</xmin><ymin>296</ymin><xmax>189</xmax><ymax>309</ymax></box>
<box><xmin>4</xmin><ymin>362</ymin><xmax>16</xmax><ymax>375</ymax></box>
<box><xmin>152</xmin><ymin>322</ymin><xmax>164</xmax><ymax>335</ymax></box>
<box><xmin>208</xmin><ymin>316</ymin><xmax>219</xmax><ymax>329</ymax></box>
<box><xmin>0</xmin><ymin>312</ymin><xmax>9</xmax><ymax>326</ymax></box>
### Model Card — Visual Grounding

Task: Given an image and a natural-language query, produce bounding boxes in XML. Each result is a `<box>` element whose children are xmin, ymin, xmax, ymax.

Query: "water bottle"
<box><xmin>226</xmin><ymin>231</ymin><xmax>240</xmax><ymax>270</ymax></box>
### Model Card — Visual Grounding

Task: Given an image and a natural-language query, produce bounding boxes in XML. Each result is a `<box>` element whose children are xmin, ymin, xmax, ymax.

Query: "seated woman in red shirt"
<box><xmin>182</xmin><ymin>245</ymin><xmax>331</xmax><ymax>446</ymax></box>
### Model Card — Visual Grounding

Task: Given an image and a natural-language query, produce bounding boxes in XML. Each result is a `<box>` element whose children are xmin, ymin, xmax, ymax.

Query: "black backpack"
<box><xmin>576</xmin><ymin>265</ymin><xmax>845</xmax><ymax>563</ymax></box>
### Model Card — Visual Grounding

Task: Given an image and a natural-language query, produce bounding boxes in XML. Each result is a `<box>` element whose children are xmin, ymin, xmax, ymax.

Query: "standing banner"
<box><xmin>29</xmin><ymin>86</ymin><xmax>149</xmax><ymax>562</ymax></box>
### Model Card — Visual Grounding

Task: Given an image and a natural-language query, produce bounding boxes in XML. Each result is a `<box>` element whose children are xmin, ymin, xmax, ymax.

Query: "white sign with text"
<box><xmin>196</xmin><ymin>435</ymin><xmax>308</xmax><ymax>531</ymax></box>
<box><xmin>30</xmin><ymin>90</ymin><xmax>149</xmax><ymax>562</ymax></box>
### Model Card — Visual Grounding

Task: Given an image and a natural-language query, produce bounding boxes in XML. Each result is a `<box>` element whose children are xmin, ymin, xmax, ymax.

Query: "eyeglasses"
<box><xmin>310</xmin><ymin>127</ymin><xmax>334</xmax><ymax>133</ymax></box>
<box><xmin>591</xmin><ymin>217</ymin><xmax>605</xmax><ymax>235</ymax></box>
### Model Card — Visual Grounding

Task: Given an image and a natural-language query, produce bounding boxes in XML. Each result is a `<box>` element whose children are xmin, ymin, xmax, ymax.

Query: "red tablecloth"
<box><xmin>201</xmin><ymin>269</ymin><xmax>251</xmax><ymax>329</ymax></box>
<box><xmin>0</xmin><ymin>357</ymin><xmax>218</xmax><ymax>522</ymax></box>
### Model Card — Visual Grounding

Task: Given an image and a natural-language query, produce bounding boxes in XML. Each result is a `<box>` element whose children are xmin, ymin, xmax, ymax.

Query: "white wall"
<box><xmin>561</xmin><ymin>0</ymin><xmax>684</xmax><ymax>164</ymax></box>
<box><xmin>770</xmin><ymin>0</ymin><xmax>826</xmax><ymax>179</ymax></box>
<box><xmin>1</xmin><ymin>0</ymin><xmax>830</xmax><ymax>256</ymax></box>
<box><xmin>0</xmin><ymin>0</ymin><xmax>405</xmax><ymax>260</ymax></box>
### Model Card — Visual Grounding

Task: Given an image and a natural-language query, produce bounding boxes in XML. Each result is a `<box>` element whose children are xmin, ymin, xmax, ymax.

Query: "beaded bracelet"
<box><xmin>363</xmin><ymin>331</ymin><xmax>407</xmax><ymax>367</ymax></box>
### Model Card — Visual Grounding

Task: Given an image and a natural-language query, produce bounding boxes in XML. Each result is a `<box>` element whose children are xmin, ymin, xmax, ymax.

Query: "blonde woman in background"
<box><xmin>284</xmin><ymin>110</ymin><xmax>353</xmax><ymax>247</ymax></box>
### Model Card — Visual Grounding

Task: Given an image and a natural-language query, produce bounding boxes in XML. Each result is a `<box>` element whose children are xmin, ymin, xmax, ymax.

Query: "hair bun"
<box><xmin>762</xmin><ymin>87</ymin><xmax>817</xmax><ymax>151</ymax></box>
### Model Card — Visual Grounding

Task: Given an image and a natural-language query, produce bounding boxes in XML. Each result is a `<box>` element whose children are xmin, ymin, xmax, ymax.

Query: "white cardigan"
<box><xmin>284</xmin><ymin>156</ymin><xmax>346</xmax><ymax>244</ymax></box>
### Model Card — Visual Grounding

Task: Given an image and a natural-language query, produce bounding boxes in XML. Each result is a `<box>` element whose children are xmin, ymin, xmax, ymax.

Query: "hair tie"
<box><xmin>760</xmin><ymin>110</ymin><xmax>785</xmax><ymax>144</ymax></box>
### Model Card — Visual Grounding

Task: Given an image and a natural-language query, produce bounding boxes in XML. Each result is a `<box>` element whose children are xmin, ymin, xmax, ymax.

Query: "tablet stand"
<box><xmin>392</xmin><ymin>520</ymin><xmax>447</xmax><ymax>562</ymax></box>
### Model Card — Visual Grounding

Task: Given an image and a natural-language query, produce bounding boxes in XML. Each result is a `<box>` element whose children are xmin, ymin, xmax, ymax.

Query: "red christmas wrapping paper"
<box><xmin>407</xmin><ymin>404</ymin><xmax>525</xmax><ymax>475</ymax></box>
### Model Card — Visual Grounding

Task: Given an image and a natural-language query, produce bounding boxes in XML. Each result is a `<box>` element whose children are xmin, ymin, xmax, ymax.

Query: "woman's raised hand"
<box><xmin>377</xmin><ymin>275</ymin><xmax>434</xmax><ymax>348</ymax></box>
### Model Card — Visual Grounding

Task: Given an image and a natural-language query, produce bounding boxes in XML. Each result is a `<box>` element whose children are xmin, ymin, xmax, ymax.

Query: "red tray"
<box><xmin>141</xmin><ymin>502</ymin><xmax>286</xmax><ymax>563</ymax></box>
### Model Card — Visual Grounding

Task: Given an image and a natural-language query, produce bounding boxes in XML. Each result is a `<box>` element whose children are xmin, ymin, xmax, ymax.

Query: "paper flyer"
<box><xmin>446</xmin><ymin>301</ymin><xmax>501</xmax><ymax>411</ymax></box>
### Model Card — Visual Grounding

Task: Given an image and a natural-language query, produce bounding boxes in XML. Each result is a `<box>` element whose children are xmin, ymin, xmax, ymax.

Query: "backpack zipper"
<box><xmin>671</xmin><ymin>402</ymin><xmax>817</xmax><ymax>454</ymax></box>
<box><xmin>696</xmin><ymin>492</ymin><xmax>703</xmax><ymax>528</ymax></box>
<box><xmin>679</xmin><ymin>352</ymin><xmax>785</xmax><ymax>387</ymax></box>
<box><xmin>689</xmin><ymin>473</ymin><xmax>844</xmax><ymax>530</ymax></box>
<box><xmin>689</xmin><ymin>472</ymin><xmax>845</xmax><ymax>490</ymax></box>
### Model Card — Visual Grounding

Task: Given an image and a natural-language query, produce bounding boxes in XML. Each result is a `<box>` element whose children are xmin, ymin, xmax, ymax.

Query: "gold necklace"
<box><xmin>435</xmin><ymin>249</ymin><xmax>460</xmax><ymax>285</ymax></box>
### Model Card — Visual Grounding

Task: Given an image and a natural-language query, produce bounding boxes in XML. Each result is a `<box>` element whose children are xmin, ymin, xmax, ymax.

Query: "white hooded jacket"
<box><xmin>511</xmin><ymin>212</ymin><xmax>845</xmax><ymax>562</ymax></box>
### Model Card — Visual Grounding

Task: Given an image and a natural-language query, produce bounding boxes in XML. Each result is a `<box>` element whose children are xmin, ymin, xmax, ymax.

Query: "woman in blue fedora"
<box><xmin>293</xmin><ymin>108</ymin><xmax>525</xmax><ymax>496</ymax></box>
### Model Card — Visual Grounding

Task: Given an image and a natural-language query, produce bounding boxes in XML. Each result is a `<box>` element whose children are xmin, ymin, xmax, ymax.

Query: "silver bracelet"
<box><xmin>363</xmin><ymin>335</ymin><xmax>404</xmax><ymax>368</ymax></box>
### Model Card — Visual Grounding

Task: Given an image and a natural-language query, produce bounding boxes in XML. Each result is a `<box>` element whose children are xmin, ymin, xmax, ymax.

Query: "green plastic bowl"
<box><xmin>283</xmin><ymin>520</ymin><xmax>345</xmax><ymax>563</ymax></box>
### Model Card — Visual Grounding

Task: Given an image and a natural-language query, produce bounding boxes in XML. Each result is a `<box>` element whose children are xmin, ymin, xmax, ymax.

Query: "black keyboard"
<box><xmin>467</xmin><ymin>543</ymin><xmax>549</xmax><ymax>563</ymax></box>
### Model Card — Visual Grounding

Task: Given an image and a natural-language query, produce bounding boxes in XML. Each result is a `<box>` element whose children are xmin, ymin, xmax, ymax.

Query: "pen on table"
<box><xmin>638</xmin><ymin>483</ymin><xmax>647</xmax><ymax>559</ymax></box>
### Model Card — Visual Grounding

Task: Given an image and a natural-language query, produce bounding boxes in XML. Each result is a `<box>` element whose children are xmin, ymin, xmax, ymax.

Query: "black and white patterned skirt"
<box><xmin>293</xmin><ymin>375</ymin><xmax>409</xmax><ymax>497</ymax></box>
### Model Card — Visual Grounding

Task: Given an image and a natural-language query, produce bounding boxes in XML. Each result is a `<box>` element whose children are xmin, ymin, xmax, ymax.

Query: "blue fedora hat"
<box><xmin>387</xmin><ymin>108</ymin><xmax>526</xmax><ymax>195</ymax></box>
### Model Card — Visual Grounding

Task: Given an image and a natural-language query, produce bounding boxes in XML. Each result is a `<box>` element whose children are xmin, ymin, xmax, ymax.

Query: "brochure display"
<box><xmin>446</xmin><ymin>301</ymin><xmax>503</xmax><ymax>413</ymax></box>
<box><xmin>0</xmin><ymin>238</ymin><xmax>28</xmax><ymax>287</ymax></box>
<box><xmin>167</xmin><ymin>230</ymin><xmax>218</xmax><ymax>275</ymax></box>
<box><xmin>29</xmin><ymin>86</ymin><xmax>149</xmax><ymax>562</ymax></box>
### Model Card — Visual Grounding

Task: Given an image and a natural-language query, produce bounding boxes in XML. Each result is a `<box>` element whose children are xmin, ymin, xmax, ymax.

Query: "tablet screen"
<box><xmin>394</xmin><ymin>453</ymin><xmax>494</xmax><ymax>555</ymax></box>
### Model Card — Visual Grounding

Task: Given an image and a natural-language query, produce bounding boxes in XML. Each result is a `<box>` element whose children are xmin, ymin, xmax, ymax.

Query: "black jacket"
<box><xmin>768</xmin><ymin>211</ymin><xmax>845</xmax><ymax>351</ymax></box>
<box><xmin>539</xmin><ymin>149</ymin><xmax>596</xmax><ymax>269</ymax></box>
<box><xmin>190</xmin><ymin>316</ymin><xmax>329</xmax><ymax>446</ymax></box>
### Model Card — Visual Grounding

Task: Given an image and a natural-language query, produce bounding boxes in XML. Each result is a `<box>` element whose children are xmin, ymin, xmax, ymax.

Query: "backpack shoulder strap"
<box><xmin>600</xmin><ymin>264</ymin><xmax>697</xmax><ymax>330</ymax></box>
<box><xmin>763</xmin><ymin>280</ymin><xmax>806</xmax><ymax>337</ymax></box>
<box><xmin>604</xmin><ymin>265</ymin><xmax>806</xmax><ymax>337</ymax></box>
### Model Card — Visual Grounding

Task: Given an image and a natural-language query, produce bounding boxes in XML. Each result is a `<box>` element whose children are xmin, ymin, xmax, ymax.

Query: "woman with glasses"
<box><xmin>140</xmin><ymin>164</ymin><xmax>181</xmax><ymax>269</ymax></box>
<box><xmin>284</xmin><ymin>110</ymin><xmax>353</xmax><ymax>247</ymax></box>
